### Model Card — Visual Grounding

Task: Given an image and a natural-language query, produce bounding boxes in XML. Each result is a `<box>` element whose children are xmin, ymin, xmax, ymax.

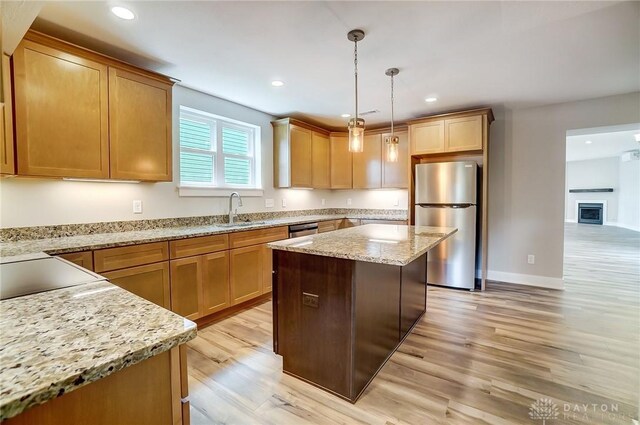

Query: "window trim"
<box><xmin>178</xmin><ymin>106</ymin><xmax>262</xmax><ymax>191</ymax></box>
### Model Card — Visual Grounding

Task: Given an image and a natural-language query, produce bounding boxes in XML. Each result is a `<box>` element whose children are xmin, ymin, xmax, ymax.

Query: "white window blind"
<box><xmin>179</xmin><ymin>106</ymin><xmax>260</xmax><ymax>189</ymax></box>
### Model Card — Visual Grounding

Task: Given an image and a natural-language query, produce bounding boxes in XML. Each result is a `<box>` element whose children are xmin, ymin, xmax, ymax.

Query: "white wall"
<box><xmin>488</xmin><ymin>92</ymin><xmax>640</xmax><ymax>288</ymax></box>
<box><xmin>0</xmin><ymin>85</ymin><xmax>406</xmax><ymax>228</ymax></box>
<box><xmin>618</xmin><ymin>155</ymin><xmax>640</xmax><ymax>231</ymax></box>
<box><xmin>564</xmin><ymin>157</ymin><xmax>619</xmax><ymax>223</ymax></box>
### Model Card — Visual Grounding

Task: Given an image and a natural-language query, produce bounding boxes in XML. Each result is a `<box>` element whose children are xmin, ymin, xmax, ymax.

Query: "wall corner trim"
<box><xmin>486</xmin><ymin>270</ymin><xmax>565</xmax><ymax>290</ymax></box>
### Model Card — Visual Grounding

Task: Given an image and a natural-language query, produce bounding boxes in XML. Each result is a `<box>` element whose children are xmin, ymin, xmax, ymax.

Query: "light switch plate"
<box><xmin>321</xmin><ymin>198</ymin><xmax>326</xmax><ymax>206</ymax></box>
<box><xmin>133</xmin><ymin>200</ymin><xmax>143</xmax><ymax>214</ymax></box>
<box><xmin>265</xmin><ymin>198</ymin><xmax>274</xmax><ymax>208</ymax></box>
<box><xmin>527</xmin><ymin>254</ymin><xmax>535</xmax><ymax>264</ymax></box>
<box><xmin>282</xmin><ymin>198</ymin><xmax>287</xmax><ymax>208</ymax></box>
<box><xmin>393</xmin><ymin>198</ymin><xmax>400</xmax><ymax>207</ymax></box>
<box><xmin>347</xmin><ymin>198</ymin><xmax>352</xmax><ymax>206</ymax></box>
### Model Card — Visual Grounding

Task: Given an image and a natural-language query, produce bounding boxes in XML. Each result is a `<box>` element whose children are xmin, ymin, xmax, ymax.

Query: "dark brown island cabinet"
<box><xmin>268</xmin><ymin>224</ymin><xmax>456</xmax><ymax>402</ymax></box>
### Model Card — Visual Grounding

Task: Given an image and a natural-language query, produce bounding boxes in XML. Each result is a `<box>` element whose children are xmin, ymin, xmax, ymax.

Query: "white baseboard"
<box><xmin>486</xmin><ymin>270</ymin><xmax>564</xmax><ymax>290</ymax></box>
<box><xmin>565</xmin><ymin>219</ymin><xmax>577</xmax><ymax>223</ymax></box>
<box><xmin>614</xmin><ymin>222</ymin><xmax>640</xmax><ymax>232</ymax></box>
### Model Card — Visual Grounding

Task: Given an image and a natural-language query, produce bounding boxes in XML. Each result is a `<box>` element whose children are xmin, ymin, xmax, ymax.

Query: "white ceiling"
<box><xmin>566</xmin><ymin>126</ymin><xmax>640</xmax><ymax>162</ymax></box>
<box><xmin>31</xmin><ymin>1</ymin><xmax>640</xmax><ymax>130</ymax></box>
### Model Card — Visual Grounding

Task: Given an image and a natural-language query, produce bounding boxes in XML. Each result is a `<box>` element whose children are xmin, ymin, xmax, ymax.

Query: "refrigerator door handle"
<box><xmin>416</xmin><ymin>203</ymin><xmax>474</xmax><ymax>208</ymax></box>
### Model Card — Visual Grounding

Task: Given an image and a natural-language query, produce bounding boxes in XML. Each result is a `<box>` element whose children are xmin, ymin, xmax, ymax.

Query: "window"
<box><xmin>179</xmin><ymin>106</ymin><xmax>261</xmax><ymax>189</ymax></box>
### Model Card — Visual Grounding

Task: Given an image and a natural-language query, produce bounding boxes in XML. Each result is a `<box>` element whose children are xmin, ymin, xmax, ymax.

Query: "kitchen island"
<box><xmin>267</xmin><ymin>224</ymin><xmax>456</xmax><ymax>402</ymax></box>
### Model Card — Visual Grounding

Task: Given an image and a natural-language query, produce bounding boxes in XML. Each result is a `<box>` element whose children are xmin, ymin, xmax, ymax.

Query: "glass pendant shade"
<box><xmin>348</xmin><ymin>118</ymin><xmax>365</xmax><ymax>153</ymax></box>
<box><xmin>386</xmin><ymin>135</ymin><xmax>399</xmax><ymax>162</ymax></box>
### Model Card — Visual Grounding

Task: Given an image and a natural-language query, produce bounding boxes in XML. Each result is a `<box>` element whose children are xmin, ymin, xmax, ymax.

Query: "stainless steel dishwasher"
<box><xmin>288</xmin><ymin>222</ymin><xmax>318</xmax><ymax>238</ymax></box>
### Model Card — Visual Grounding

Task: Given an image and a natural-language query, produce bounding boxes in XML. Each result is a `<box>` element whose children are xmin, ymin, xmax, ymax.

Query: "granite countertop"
<box><xmin>0</xmin><ymin>281</ymin><xmax>197</xmax><ymax>420</ymax></box>
<box><xmin>267</xmin><ymin>224</ymin><xmax>457</xmax><ymax>266</ymax></box>
<box><xmin>0</xmin><ymin>214</ymin><xmax>407</xmax><ymax>258</ymax></box>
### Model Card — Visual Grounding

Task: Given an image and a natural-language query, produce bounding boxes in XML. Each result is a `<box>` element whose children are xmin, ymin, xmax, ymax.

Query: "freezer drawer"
<box><xmin>415</xmin><ymin>205</ymin><xmax>476</xmax><ymax>289</ymax></box>
<box><xmin>415</xmin><ymin>161</ymin><xmax>477</xmax><ymax>205</ymax></box>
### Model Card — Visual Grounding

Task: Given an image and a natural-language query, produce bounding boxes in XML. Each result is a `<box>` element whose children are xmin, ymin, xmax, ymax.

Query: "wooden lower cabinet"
<box><xmin>229</xmin><ymin>245</ymin><xmax>263</xmax><ymax>305</ymax></box>
<box><xmin>57</xmin><ymin>251</ymin><xmax>94</xmax><ymax>271</ymax></box>
<box><xmin>318</xmin><ymin>220</ymin><xmax>339</xmax><ymax>233</ymax></box>
<box><xmin>170</xmin><ymin>257</ymin><xmax>202</xmax><ymax>320</ymax></box>
<box><xmin>103</xmin><ymin>262</ymin><xmax>171</xmax><ymax>309</ymax></box>
<box><xmin>201</xmin><ymin>251</ymin><xmax>231</xmax><ymax>315</ymax></box>
<box><xmin>262</xmin><ymin>244</ymin><xmax>274</xmax><ymax>294</ymax></box>
<box><xmin>339</xmin><ymin>218</ymin><xmax>360</xmax><ymax>229</ymax></box>
<box><xmin>5</xmin><ymin>348</ymin><xmax>186</xmax><ymax>425</ymax></box>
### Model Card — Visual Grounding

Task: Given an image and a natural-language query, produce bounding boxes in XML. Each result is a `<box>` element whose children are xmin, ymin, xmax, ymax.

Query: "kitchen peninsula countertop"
<box><xmin>268</xmin><ymin>224</ymin><xmax>457</xmax><ymax>266</ymax></box>
<box><xmin>0</xmin><ymin>281</ymin><xmax>197</xmax><ymax>420</ymax></box>
<box><xmin>0</xmin><ymin>214</ymin><xmax>407</xmax><ymax>258</ymax></box>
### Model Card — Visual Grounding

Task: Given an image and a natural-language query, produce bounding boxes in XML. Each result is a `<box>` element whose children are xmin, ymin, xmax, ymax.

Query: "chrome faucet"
<box><xmin>228</xmin><ymin>192</ymin><xmax>243</xmax><ymax>224</ymax></box>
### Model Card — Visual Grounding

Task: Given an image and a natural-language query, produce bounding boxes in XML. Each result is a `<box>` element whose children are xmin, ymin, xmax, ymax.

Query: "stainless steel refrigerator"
<box><xmin>415</xmin><ymin>161</ymin><xmax>477</xmax><ymax>290</ymax></box>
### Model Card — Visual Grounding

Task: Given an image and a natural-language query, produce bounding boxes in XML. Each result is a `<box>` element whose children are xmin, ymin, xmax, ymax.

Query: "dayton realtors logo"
<box><xmin>529</xmin><ymin>398</ymin><xmax>559</xmax><ymax>424</ymax></box>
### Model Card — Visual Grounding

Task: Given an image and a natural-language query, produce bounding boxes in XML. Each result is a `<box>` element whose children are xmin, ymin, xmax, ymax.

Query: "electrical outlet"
<box><xmin>132</xmin><ymin>200</ymin><xmax>142</xmax><ymax>214</ymax></box>
<box><xmin>282</xmin><ymin>198</ymin><xmax>287</xmax><ymax>208</ymax></box>
<box><xmin>527</xmin><ymin>254</ymin><xmax>535</xmax><ymax>265</ymax></box>
<box><xmin>347</xmin><ymin>198</ymin><xmax>352</xmax><ymax>206</ymax></box>
<box><xmin>321</xmin><ymin>198</ymin><xmax>326</xmax><ymax>206</ymax></box>
<box><xmin>265</xmin><ymin>198</ymin><xmax>274</xmax><ymax>208</ymax></box>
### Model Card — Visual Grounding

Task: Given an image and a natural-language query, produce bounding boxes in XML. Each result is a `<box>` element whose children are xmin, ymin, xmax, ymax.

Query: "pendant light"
<box><xmin>347</xmin><ymin>29</ymin><xmax>365</xmax><ymax>153</ymax></box>
<box><xmin>385</xmin><ymin>68</ymin><xmax>399</xmax><ymax>162</ymax></box>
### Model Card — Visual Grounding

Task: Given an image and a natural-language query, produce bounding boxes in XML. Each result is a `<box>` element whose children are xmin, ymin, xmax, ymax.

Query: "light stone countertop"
<box><xmin>0</xmin><ymin>281</ymin><xmax>197</xmax><ymax>421</ymax></box>
<box><xmin>0</xmin><ymin>214</ymin><xmax>407</xmax><ymax>258</ymax></box>
<box><xmin>267</xmin><ymin>224</ymin><xmax>457</xmax><ymax>266</ymax></box>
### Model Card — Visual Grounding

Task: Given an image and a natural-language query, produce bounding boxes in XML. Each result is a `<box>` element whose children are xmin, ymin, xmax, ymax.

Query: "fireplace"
<box><xmin>578</xmin><ymin>203</ymin><xmax>603</xmax><ymax>225</ymax></box>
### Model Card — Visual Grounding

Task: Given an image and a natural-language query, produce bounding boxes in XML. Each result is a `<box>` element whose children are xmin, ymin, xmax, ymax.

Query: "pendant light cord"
<box><xmin>354</xmin><ymin>38</ymin><xmax>358</xmax><ymax>120</ymax></box>
<box><xmin>390</xmin><ymin>73</ymin><xmax>394</xmax><ymax>136</ymax></box>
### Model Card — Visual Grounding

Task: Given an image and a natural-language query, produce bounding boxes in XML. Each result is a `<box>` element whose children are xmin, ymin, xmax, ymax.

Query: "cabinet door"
<box><xmin>1</xmin><ymin>54</ymin><xmax>15</xmax><ymax>175</ymax></box>
<box><xmin>311</xmin><ymin>132</ymin><xmax>330</xmax><ymax>188</ymax></box>
<box><xmin>109</xmin><ymin>68</ymin><xmax>172</xmax><ymax>181</ymax></box>
<box><xmin>444</xmin><ymin>115</ymin><xmax>483</xmax><ymax>152</ymax></box>
<box><xmin>170</xmin><ymin>257</ymin><xmax>202</xmax><ymax>320</ymax></box>
<box><xmin>330</xmin><ymin>134</ymin><xmax>352</xmax><ymax>189</ymax></box>
<box><xmin>261</xmin><ymin>244</ymin><xmax>274</xmax><ymax>294</ymax></box>
<box><xmin>290</xmin><ymin>125</ymin><xmax>312</xmax><ymax>187</ymax></box>
<box><xmin>229</xmin><ymin>245</ymin><xmax>263</xmax><ymax>305</ymax></box>
<box><xmin>103</xmin><ymin>262</ymin><xmax>170</xmax><ymax>309</ymax></box>
<box><xmin>12</xmin><ymin>40</ymin><xmax>109</xmax><ymax>178</ymax></box>
<box><xmin>410</xmin><ymin>121</ymin><xmax>444</xmax><ymax>155</ymax></box>
<box><xmin>318</xmin><ymin>220</ymin><xmax>338</xmax><ymax>233</ymax></box>
<box><xmin>352</xmin><ymin>134</ymin><xmax>382</xmax><ymax>189</ymax></box>
<box><xmin>381</xmin><ymin>131</ymin><xmax>409</xmax><ymax>188</ymax></box>
<box><xmin>201</xmin><ymin>251</ymin><xmax>230</xmax><ymax>316</ymax></box>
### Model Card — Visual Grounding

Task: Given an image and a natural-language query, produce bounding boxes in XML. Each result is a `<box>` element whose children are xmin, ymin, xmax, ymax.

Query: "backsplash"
<box><xmin>0</xmin><ymin>209</ymin><xmax>407</xmax><ymax>242</ymax></box>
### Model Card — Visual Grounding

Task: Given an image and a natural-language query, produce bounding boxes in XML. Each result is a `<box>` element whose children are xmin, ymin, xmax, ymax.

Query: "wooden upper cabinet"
<box><xmin>410</xmin><ymin>121</ymin><xmax>444</xmax><ymax>155</ymax></box>
<box><xmin>311</xmin><ymin>132</ymin><xmax>330</xmax><ymax>189</ymax></box>
<box><xmin>1</xmin><ymin>54</ymin><xmax>15</xmax><ymax>175</ymax></box>
<box><xmin>330</xmin><ymin>133</ymin><xmax>352</xmax><ymax>189</ymax></box>
<box><xmin>12</xmin><ymin>39</ymin><xmax>109</xmax><ymax>178</ymax></box>
<box><xmin>444</xmin><ymin>115</ymin><xmax>484</xmax><ymax>152</ymax></box>
<box><xmin>381</xmin><ymin>130</ymin><xmax>409</xmax><ymax>188</ymax></box>
<box><xmin>9</xmin><ymin>31</ymin><xmax>175</xmax><ymax>181</ymax></box>
<box><xmin>109</xmin><ymin>68</ymin><xmax>172</xmax><ymax>181</ymax></box>
<box><xmin>289</xmin><ymin>125</ymin><xmax>312</xmax><ymax>187</ymax></box>
<box><xmin>272</xmin><ymin>118</ymin><xmax>328</xmax><ymax>188</ymax></box>
<box><xmin>352</xmin><ymin>133</ymin><xmax>382</xmax><ymax>189</ymax></box>
<box><xmin>408</xmin><ymin>109</ymin><xmax>493</xmax><ymax>156</ymax></box>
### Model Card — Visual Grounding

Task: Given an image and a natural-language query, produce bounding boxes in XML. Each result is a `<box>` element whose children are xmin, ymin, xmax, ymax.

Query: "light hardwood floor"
<box><xmin>187</xmin><ymin>223</ymin><xmax>639</xmax><ymax>424</ymax></box>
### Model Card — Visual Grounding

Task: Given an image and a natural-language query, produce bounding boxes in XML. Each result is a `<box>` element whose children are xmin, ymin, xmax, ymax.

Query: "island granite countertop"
<box><xmin>0</xmin><ymin>214</ymin><xmax>407</xmax><ymax>258</ymax></box>
<box><xmin>0</xmin><ymin>280</ymin><xmax>197</xmax><ymax>421</ymax></box>
<box><xmin>267</xmin><ymin>224</ymin><xmax>457</xmax><ymax>266</ymax></box>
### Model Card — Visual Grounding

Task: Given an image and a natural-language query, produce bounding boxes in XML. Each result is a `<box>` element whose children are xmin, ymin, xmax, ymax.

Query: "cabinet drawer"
<box><xmin>229</xmin><ymin>226</ymin><xmax>288</xmax><ymax>249</ymax></box>
<box><xmin>318</xmin><ymin>220</ymin><xmax>339</xmax><ymax>233</ymax></box>
<box><xmin>57</xmin><ymin>251</ymin><xmax>94</xmax><ymax>271</ymax></box>
<box><xmin>169</xmin><ymin>234</ymin><xmax>229</xmax><ymax>259</ymax></box>
<box><xmin>94</xmin><ymin>242</ymin><xmax>169</xmax><ymax>272</ymax></box>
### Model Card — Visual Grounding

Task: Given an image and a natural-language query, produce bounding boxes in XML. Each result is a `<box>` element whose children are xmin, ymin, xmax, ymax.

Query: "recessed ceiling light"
<box><xmin>425</xmin><ymin>97</ymin><xmax>438</xmax><ymax>103</ymax></box>
<box><xmin>111</xmin><ymin>6</ymin><xmax>135</xmax><ymax>20</ymax></box>
<box><xmin>271</xmin><ymin>80</ymin><xmax>284</xmax><ymax>87</ymax></box>
<box><xmin>585</xmin><ymin>140</ymin><xmax>592</xmax><ymax>144</ymax></box>
<box><xmin>635</xmin><ymin>133</ymin><xmax>640</xmax><ymax>142</ymax></box>
<box><xmin>341</xmin><ymin>113</ymin><xmax>351</xmax><ymax>118</ymax></box>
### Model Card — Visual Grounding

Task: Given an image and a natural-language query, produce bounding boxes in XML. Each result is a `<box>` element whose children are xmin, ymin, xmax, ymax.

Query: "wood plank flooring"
<box><xmin>187</xmin><ymin>223</ymin><xmax>639</xmax><ymax>424</ymax></box>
